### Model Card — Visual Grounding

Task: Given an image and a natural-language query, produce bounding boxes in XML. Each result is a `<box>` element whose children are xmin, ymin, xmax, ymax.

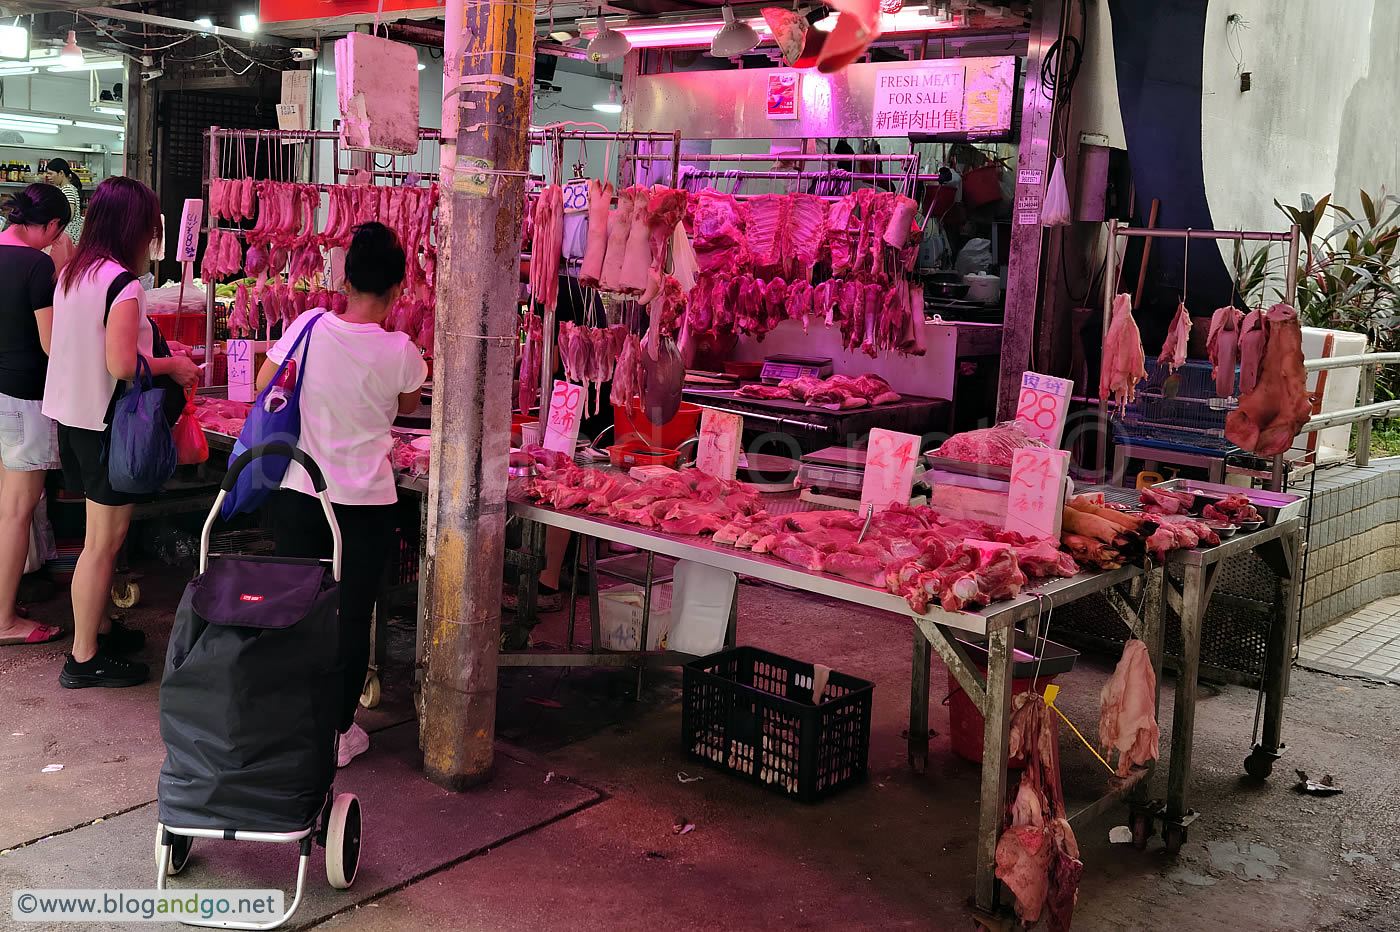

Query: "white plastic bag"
<box><xmin>665</xmin><ymin>561</ymin><xmax>736</xmax><ymax>657</ymax></box>
<box><xmin>1041</xmin><ymin>155</ymin><xmax>1072</xmax><ymax>227</ymax></box>
<box><xmin>954</xmin><ymin>237</ymin><xmax>994</xmax><ymax>276</ymax></box>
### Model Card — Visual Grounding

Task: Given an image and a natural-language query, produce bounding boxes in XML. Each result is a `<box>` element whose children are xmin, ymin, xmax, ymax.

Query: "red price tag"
<box><xmin>543</xmin><ymin>380</ymin><xmax>583</xmax><ymax>455</ymax></box>
<box><xmin>861</xmin><ymin>428</ymin><xmax>920</xmax><ymax>509</ymax></box>
<box><xmin>1015</xmin><ymin>371</ymin><xmax>1072</xmax><ymax>447</ymax></box>
<box><xmin>1005</xmin><ymin>447</ymin><xmax>1070</xmax><ymax>539</ymax></box>
<box><xmin>696</xmin><ymin>409</ymin><xmax>743</xmax><ymax>480</ymax></box>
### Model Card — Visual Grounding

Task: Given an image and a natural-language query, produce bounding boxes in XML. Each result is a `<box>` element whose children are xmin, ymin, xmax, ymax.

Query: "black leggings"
<box><xmin>270</xmin><ymin>490</ymin><xmax>395</xmax><ymax>733</ymax></box>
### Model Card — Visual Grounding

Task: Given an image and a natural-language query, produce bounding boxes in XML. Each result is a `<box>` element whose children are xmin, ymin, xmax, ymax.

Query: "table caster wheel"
<box><xmin>359</xmin><ymin>673</ymin><xmax>381</xmax><ymax>709</ymax></box>
<box><xmin>111</xmin><ymin>581</ymin><xmax>141</xmax><ymax>609</ymax></box>
<box><xmin>1130</xmin><ymin>812</ymin><xmax>1152</xmax><ymax>850</ymax></box>
<box><xmin>1244</xmin><ymin>750</ymin><xmax>1274</xmax><ymax>780</ymax></box>
<box><xmin>325</xmin><ymin>793</ymin><xmax>362</xmax><ymax>889</ymax></box>
<box><xmin>1164</xmin><ymin>823</ymin><xmax>1187</xmax><ymax>855</ymax></box>
<box><xmin>155</xmin><ymin>830</ymin><xmax>193</xmax><ymax>876</ymax></box>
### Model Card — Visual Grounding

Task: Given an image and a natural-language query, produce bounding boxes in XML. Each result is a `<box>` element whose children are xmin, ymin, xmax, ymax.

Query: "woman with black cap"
<box><xmin>43</xmin><ymin>158</ymin><xmax>83</xmax><ymax>244</ymax></box>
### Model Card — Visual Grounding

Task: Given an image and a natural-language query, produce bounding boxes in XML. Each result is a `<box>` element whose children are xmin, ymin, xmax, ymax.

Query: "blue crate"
<box><xmin>1112</xmin><ymin>359</ymin><xmax>1240</xmax><ymax>456</ymax></box>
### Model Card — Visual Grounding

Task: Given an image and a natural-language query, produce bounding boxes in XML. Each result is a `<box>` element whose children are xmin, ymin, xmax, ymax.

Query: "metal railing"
<box><xmin>1302</xmin><ymin>352</ymin><xmax>1400</xmax><ymax>467</ymax></box>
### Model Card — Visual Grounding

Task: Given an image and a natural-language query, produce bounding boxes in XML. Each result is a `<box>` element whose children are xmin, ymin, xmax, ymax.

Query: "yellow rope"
<box><xmin>1042</xmin><ymin>685</ymin><xmax>1118</xmax><ymax>777</ymax></box>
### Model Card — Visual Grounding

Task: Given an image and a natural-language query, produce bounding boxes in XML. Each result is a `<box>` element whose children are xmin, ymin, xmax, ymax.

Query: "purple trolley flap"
<box><xmin>191</xmin><ymin>556</ymin><xmax>333</xmax><ymax>629</ymax></box>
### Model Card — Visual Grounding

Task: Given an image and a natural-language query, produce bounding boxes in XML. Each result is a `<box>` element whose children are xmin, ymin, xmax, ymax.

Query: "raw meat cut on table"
<box><xmin>1207</xmin><ymin>305</ymin><xmax>1244</xmax><ymax>396</ymax></box>
<box><xmin>1101</xmin><ymin>292</ymin><xmax>1147</xmax><ymax>408</ymax></box>
<box><xmin>1225</xmin><ymin>303</ymin><xmax>1312</xmax><ymax>456</ymax></box>
<box><xmin>933</xmin><ymin>421</ymin><xmax>1045</xmax><ymax>468</ymax></box>
<box><xmin>1138</xmin><ymin>487</ymin><xmax>1195</xmax><ymax>516</ymax></box>
<box><xmin>1201</xmin><ymin>493</ymin><xmax>1261</xmax><ymax>524</ymax></box>
<box><xmin>1236</xmin><ymin>308</ymin><xmax>1266</xmax><ymax>394</ymax></box>
<box><xmin>1099</xmin><ymin>639</ymin><xmax>1160</xmax><ymax>777</ymax></box>
<box><xmin>734</xmin><ymin>373</ymin><xmax>900</xmax><ymax>409</ymax></box>
<box><xmin>1158</xmin><ymin>301</ymin><xmax>1191</xmax><ymax>374</ymax></box>
<box><xmin>936</xmin><ymin>540</ymin><xmax>1027</xmax><ymax>613</ymax></box>
<box><xmin>995</xmin><ymin>692</ymin><xmax>1082</xmax><ymax>932</ymax></box>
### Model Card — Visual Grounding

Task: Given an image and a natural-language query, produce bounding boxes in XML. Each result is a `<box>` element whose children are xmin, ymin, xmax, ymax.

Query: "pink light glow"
<box><xmin>580</xmin><ymin>10</ymin><xmax>960</xmax><ymax>50</ymax></box>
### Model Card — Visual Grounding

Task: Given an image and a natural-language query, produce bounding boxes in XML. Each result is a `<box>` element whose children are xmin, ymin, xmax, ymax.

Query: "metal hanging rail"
<box><xmin>1099</xmin><ymin>220</ymin><xmax>1302</xmax><ymax>492</ymax></box>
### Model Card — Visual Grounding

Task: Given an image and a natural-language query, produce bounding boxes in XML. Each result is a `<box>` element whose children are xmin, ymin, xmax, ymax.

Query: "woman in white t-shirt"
<box><xmin>43</xmin><ymin>177</ymin><xmax>201</xmax><ymax>689</ymax></box>
<box><xmin>257</xmin><ymin>221</ymin><xmax>427</xmax><ymax>767</ymax></box>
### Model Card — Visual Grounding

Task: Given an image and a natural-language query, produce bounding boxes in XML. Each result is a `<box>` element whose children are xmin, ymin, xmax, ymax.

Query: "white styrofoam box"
<box><xmin>666</xmin><ymin>561</ymin><xmax>736</xmax><ymax>657</ymax></box>
<box><xmin>333</xmin><ymin>34</ymin><xmax>420</xmax><ymax>156</ymax></box>
<box><xmin>597</xmin><ymin>584</ymin><xmax>669</xmax><ymax>652</ymax></box>
<box><xmin>1294</xmin><ymin>327</ymin><xmax>1368</xmax><ymax>465</ymax></box>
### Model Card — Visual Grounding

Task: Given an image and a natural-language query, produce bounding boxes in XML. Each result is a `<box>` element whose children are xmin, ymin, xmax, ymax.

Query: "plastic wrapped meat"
<box><xmin>933</xmin><ymin>421</ymin><xmax>1046</xmax><ymax>468</ymax></box>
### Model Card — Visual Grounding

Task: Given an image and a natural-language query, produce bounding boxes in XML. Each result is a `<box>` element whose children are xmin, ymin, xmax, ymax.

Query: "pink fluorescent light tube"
<box><xmin>581</xmin><ymin>11</ymin><xmax>961</xmax><ymax>50</ymax></box>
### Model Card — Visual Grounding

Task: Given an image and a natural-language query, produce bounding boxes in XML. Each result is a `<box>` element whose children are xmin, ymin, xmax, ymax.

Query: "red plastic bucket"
<box><xmin>612</xmin><ymin>400</ymin><xmax>702</xmax><ymax>449</ymax></box>
<box><xmin>961</xmin><ymin>164</ymin><xmax>1003</xmax><ymax>208</ymax></box>
<box><xmin>944</xmin><ymin>667</ymin><xmax>1059</xmax><ymax>763</ymax></box>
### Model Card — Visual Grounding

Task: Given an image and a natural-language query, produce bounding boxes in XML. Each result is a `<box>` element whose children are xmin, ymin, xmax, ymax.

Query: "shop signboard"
<box><xmin>1005</xmin><ymin>447</ymin><xmax>1070</xmax><ymax>540</ymax></box>
<box><xmin>543</xmin><ymin>380</ymin><xmax>583</xmax><ymax>455</ymax></box>
<box><xmin>1014</xmin><ymin>370</ymin><xmax>1072</xmax><ymax>448</ymax></box>
<box><xmin>871</xmin><ymin>62</ymin><xmax>964</xmax><ymax>135</ymax></box>
<box><xmin>696</xmin><ymin>409</ymin><xmax>742</xmax><ymax>480</ymax></box>
<box><xmin>861</xmin><ymin>428</ymin><xmax>920</xmax><ymax>510</ymax></box>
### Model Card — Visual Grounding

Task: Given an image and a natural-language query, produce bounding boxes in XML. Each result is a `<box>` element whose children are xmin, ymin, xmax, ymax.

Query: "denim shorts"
<box><xmin>0</xmin><ymin>392</ymin><xmax>60</xmax><ymax>471</ymax></box>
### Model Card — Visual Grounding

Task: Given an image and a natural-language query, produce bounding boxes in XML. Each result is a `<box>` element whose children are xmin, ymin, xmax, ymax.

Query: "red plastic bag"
<box><xmin>172</xmin><ymin>391</ymin><xmax>210</xmax><ymax>465</ymax></box>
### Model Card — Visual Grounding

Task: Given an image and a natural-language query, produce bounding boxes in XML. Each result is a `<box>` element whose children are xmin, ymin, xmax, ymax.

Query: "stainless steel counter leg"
<box><xmin>1131</xmin><ymin>567</ymin><xmax>1165</xmax><ymax>809</ymax></box>
<box><xmin>1249</xmin><ymin>529</ymin><xmax>1301</xmax><ymax>779</ymax></box>
<box><xmin>635</xmin><ymin>551</ymin><xmax>655</xmax><ymax>699</ymax></box>
<box><xmin>566</xmin><ymin>536</ymin><xmax>582</xmax><ymax>649</ymax></box>
<box><xmin>1165</xmin><ymin>562</ymin><xmax>1206</xmax><ymax>853</ymax></box>
<box><xmin>975</xmin><ymin>625</ymin><xmax>1014</xmax><ymax>913</ymax></box>
<box><xmin>587</xmin><ymin>537</ymin><xmax>602</xmax><ymax>651</ymax></box>
<box><xmin>909</xmin><ymin>631</ymin><xmax>932</xmax><ymax>773</ymax></box>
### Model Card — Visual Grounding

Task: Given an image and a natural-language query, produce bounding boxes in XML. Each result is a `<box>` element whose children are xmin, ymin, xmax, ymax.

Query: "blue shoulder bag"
<box><xmin>221</xmin><ymin>311</ymin><xmax>326</xmax><ymax>519</ymax></box>
<box><xmin>107</xmin><ymin>355</ymin><xmax>178</xmax><ymax>494</ymax></box>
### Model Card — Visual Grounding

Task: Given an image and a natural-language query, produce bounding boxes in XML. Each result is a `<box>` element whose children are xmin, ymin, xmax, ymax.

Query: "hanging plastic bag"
<box><xmin>107</xmin><ymin>356</ymin><xmax>178</xmax><ymax>495</ymax></box>
<box><xmin>172</xmin><ymin>390</ymin><xmax>210</xmax><ymax>465</ymax></box>
<box><xmin>1041</xmin><ymin>155</ymin><xmax>1072</xmax><ymax>227</ymax></box>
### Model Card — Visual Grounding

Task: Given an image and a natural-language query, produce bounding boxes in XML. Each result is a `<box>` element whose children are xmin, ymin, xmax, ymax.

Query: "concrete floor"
<box><xmin>3</xmin><ymin>563</ymin><xmax>1400</xmax><ymax>931</ymax></box>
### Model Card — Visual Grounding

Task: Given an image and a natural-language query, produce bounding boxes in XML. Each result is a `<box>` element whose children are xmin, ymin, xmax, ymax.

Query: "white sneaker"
<box><xmin>337</xmin><ymin>722</ymin><xmax>370</xmax><ymax>768</ymax></box>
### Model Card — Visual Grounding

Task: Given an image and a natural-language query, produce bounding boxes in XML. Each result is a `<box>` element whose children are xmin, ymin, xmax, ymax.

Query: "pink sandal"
<box><xmin>0</xmin><ymin>623</ymin><xmax>65</xmax><ymax>647</ymax></box>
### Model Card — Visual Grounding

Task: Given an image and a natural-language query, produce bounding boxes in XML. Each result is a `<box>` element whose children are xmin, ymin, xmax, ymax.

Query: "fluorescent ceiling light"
<box><xmin>72</xmin><ymin>120</ymin><xmax>123</xmax><ymax>131</ymax></box>
<box><xmin>0</xmin><ymin>119</ymin><xmax>58</xmax><ymax>134</ymax></box>
<box><xmin>48</xmin><ymin>59</ymin><xmax>125</xmax><ymax>73</ymax></box>
<box><xmin>812</xmin><ymin>8</ymin><xmax>964</xmax><ymax>33</ymax></box>
<box><xmin>0</xmin><ymin>65</ymin><xmax>36</xmax><ymax>76</ymax></box>
<box><xmin>0</xmin><ymin>24</ymin><xmax>28</xmax><ymax>61</ymax></box>
<box><xmin>586</xmin><ymin>19</ymin><xmax>770</xmax><ymax>50</ymax></box>
<box><xmin>58</xmin><ymin>30</ymin><xmax>82</xmax><ymax>68</ymax></box>
<box><xmin>0</xmin><ymin>110</ymin><xmax>64</xmax><ymax>126</ymax></box>
<box><xmin>592</xmin><ymin>84</ymin><xmax>622</xmax><ymax>113</ymax></box>
<box><xmin>239</xmin><ymin>14</ymin><xmax>259</xmax><ymax>33</ymax></box>
<box><xmin>93</xmin><ymin>105</ymin><xmax>125</xmax><ymax>116</ymax></box>
<box><xmin>194</xmin><ymin>18</ymin><xmax>213</xmax><ymax>28</ymax></box>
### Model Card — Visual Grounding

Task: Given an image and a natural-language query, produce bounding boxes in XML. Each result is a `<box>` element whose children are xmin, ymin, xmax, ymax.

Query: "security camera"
<box><xmin>290</xmin><ymin>47</ymin><xmax>317</xmax><ymax>62</ymax></box>
<box><xmin>141</xmin><ymin>68</ymin><xmax>163</xmax><ymax>81</ymax></box>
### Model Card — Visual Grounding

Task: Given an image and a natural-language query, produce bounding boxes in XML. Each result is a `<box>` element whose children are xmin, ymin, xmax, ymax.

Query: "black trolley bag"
<box><xmin>155</xmin><ymin>444</ymin><xmax>364</xmax><ymax>922</ymax></box>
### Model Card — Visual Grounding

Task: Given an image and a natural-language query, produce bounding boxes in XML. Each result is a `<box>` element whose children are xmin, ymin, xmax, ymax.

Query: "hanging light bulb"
<box><xmin>592</xmin><ymin>84</ymin><xmax>622</xmax><ymax>114</ymax></box>
<box><xmin>586</xmin><ymin>14</ymin><xmax>631</xmax><ymax>64</ymax></box>
<box><xmin>58</xmin><ymin>30</ymin><xmax>82</xmax><ymax>68</ymax></box>
<box><xmin>710</xmin><ymin>5</ymin><xmax>760</xmax><ymax>58</ymax></box>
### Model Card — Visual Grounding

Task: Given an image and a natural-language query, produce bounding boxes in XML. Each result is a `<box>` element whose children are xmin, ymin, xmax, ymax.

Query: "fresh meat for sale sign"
<box><xmin>872</xmin><ymin>65</ymin><xmax>965</xmax><ymax>134</ymax></box>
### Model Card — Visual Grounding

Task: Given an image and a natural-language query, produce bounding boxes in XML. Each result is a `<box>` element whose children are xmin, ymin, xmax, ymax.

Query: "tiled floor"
<box><xmin>1299</xmin><ymin>595</ymin><xmax>1400</xmax><ymax>684</ymax></box>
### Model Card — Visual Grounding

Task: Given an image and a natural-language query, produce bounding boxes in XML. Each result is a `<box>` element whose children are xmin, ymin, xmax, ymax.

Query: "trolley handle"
<box><xmin>201</xmin><ymin>443</ymin><xmax>343</xmax><ymax>581</ymax></box>
<box><xmin>222</xmin><ymin>442</ymin><xmax>329</xmax><ymax>494</ymax></box>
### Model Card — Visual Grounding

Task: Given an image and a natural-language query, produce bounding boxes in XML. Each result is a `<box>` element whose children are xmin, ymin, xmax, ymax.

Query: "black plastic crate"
<box><xmin>682</xmin><ymin>646</ymin><xmax>874</xmax><ymax>803</ymax></box>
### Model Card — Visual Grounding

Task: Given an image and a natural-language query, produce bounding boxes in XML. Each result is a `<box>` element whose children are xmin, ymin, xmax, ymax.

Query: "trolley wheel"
<box><xmin>156</xmin><ymin>832</ymin><xmax>193</xmax><ymax>876</ymax></box>
<box><xmin>359</xmin><ymin>673</ymin><xmax>381</xmax><ymax>709</ymax></box>
<box><xmin>1130</xmin><ymin>812</ymin><xmax>1152</xmax><ymax>850</ymax></box>
<box><xmin>325</xmin><ymin>793</ymin><xmax>362</xmax><ymax>889</ymax></box>
<box><xmin>1163</xmin><ymin>823</ymin><xmax>1188</xmax><ymax>855</ymax></box>
<box><xmin>1244</xmin><ymin>750</ymin><xmax>1275</xmax><ymax>780</ymax></box>
<box><xmin>111</xmin><ymin>581</ymin><xmax>141</xmax><ymax>609</ymax></box>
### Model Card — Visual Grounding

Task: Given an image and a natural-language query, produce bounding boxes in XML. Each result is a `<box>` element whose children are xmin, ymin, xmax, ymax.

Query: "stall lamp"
<box><xmin>710</xmin><ymin>5</ymin><xmax>760</xmax><ymax>58</ymax></box>
<box><xmin>417</xmin><ymin>62</ymin><xmax>426</xmax><ymax>70</ymax></box>
<box><xmin>586</xmin><ymin>15</ymin><xmax>631</xmax><ymax>64</ymax></box>
<box><xmin>592</xmin><ymin>84</ymin><xmax>622</xmax><ymax>114</ymax></box>
<box><xmin>194</xmin><ymin>17</ymin><xmax>214</xmax><ymax>28</ymax></box>
<box><xmin>0</xmin><ymin>118</ymin><xmax>59</xmax><ymax>134</ymax></box>
<box><xmin>58</xmin><ymin>30</ymin><xmax>83</xmax><ymax>68</ymax></box>
<box><xmin>239</xmin><ymin>14</ymin><xmax>259</xmax><ymax>33</ymax></box>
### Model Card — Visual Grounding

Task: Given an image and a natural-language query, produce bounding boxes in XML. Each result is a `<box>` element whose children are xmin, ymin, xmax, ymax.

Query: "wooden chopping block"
<box><xmin>334</xmin><ymin>33</ymin><xmax>420</xmax><ymax>155</ymax></box>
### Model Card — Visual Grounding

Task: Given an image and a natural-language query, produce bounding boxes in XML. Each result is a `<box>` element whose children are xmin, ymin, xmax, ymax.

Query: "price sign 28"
<box><xmin>543</xmin><ymin>380</ymin><xmax>583</xmax><ymax>455</ymax></box>
<box><xmin>1015</xmin><ymin>370</ymin><xmax>1072</xmax><ymax>448</ymax></box>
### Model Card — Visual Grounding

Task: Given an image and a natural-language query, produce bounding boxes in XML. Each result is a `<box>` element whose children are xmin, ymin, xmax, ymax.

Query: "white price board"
<box><xmin>561</xmin><ymin>178</ymin><xmax>590</xmax><ymax>215</ymax></box>
<box><xmin>1014</xmin><ymin>370</ymin><xmax>1073</xmax><ymax>448</ymax></box>
<box><xmin>695</xmin><ymin>408</ymin><xmax>742</xmax><ymax>480</ymax></box>
<box><xmin>177</xmin><ymin>199</ymin><xmax>202</xmax><ymax>262</ymax></box>
<box><xmin>1005</xmin><ymin>447</ymin><xmax>1070</xmax><ymax>540</ymax></box>
<box><xmin>227</xmin><ymin>339</ymin><xmax>256</xmax><ymax>403</ymax></box>
<box><xmin>860</xmin><ymin>428</ymin><xmax>921</xmax><ymax>509</ymax></box>
<box><xmin>543</xmin><ymin>380</ymin><xmax>584</xmax><ymax>455</ymax></box>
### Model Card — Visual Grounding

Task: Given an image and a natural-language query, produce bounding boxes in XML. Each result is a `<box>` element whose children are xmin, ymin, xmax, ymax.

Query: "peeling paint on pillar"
<box><xmin>420</xmin><ymin>0</ymin><xmax>534</xmax><ymax>790</ymax></box>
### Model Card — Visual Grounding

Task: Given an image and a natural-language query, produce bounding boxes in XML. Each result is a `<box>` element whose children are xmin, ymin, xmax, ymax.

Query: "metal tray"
<box><xmin>1152</xmin><ymin>479</ymin><xmax>1306</xmax><ymax>527</ymax></box>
